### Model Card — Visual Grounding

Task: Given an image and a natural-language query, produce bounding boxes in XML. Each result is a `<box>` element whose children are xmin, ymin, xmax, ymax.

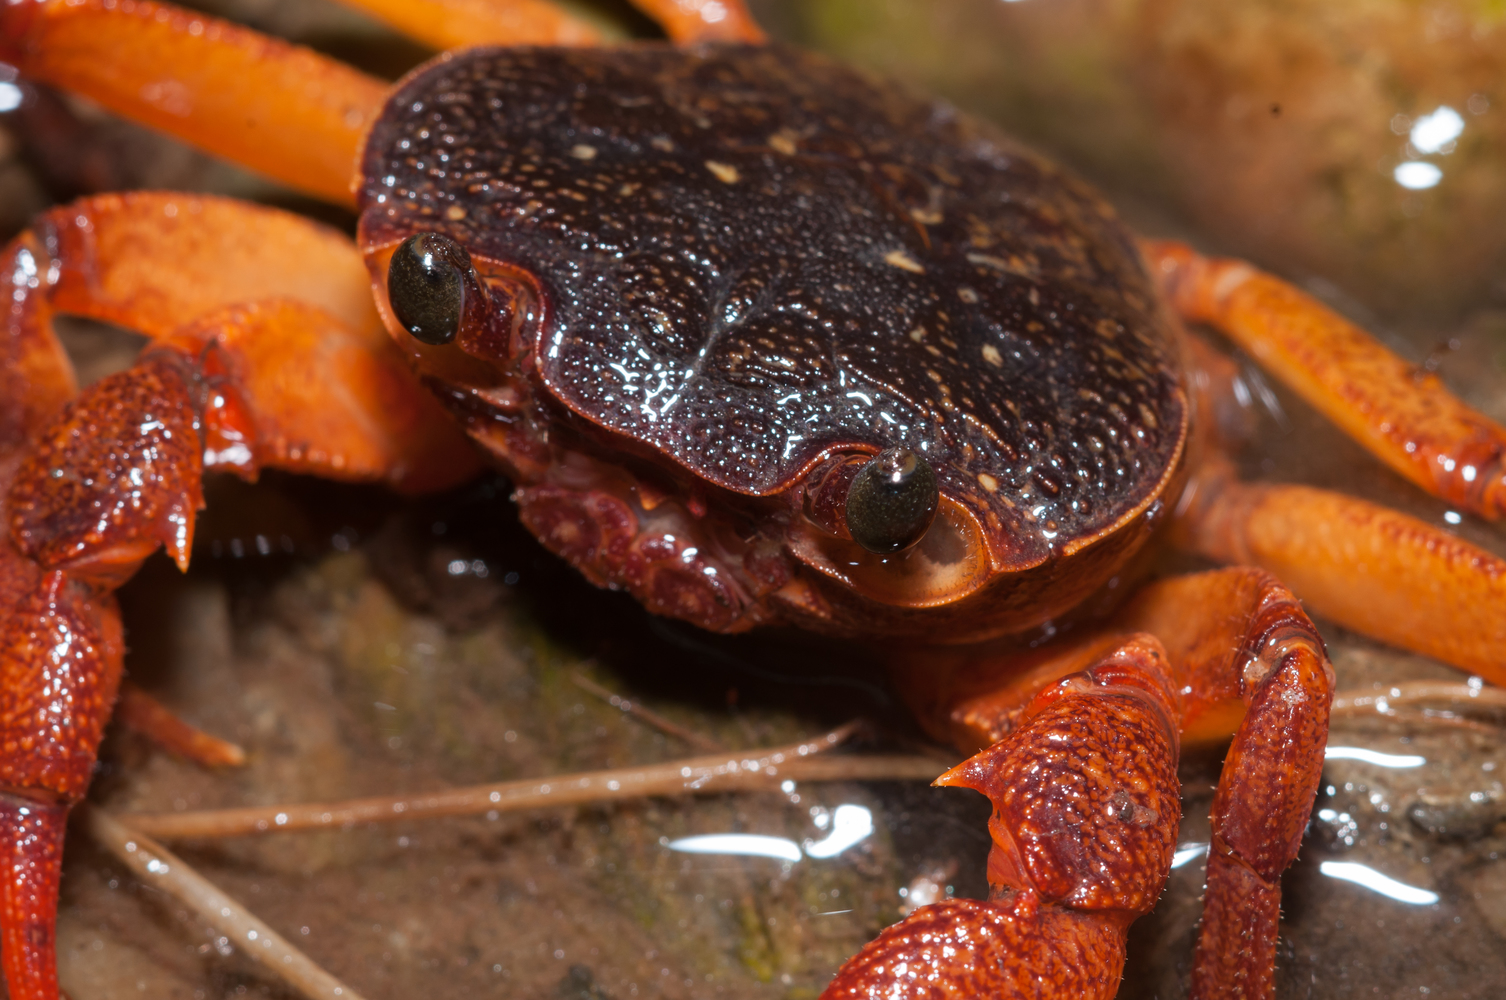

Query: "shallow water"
<box><xmin>3</xmin><ymin>1</ymin><xmax>1505</xmax><ymax>998</ymax></box>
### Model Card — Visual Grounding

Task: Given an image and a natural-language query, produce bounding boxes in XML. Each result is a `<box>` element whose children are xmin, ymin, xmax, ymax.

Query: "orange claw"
<box><xmin>11</xmin><ymin>193</ymin><xmax>482</xmax><ymax>496</ymax></box>
<box><xmin>164</xmin><ymin>299</ymin><xmax>483</xmax><ymax>494</ymax></box>
<box><xmin>1145</xmin><ymin>239</ymin><xmax>1506</xmax><ymax>520</ymax></box>
<box><xmin>872</xmin><ymin>570</ymin><xmax>1333</xmax><ymax>1000</ymax></box>
<box><xmin>826</xmin><ymin>635</ymin><xmax>1182</xmax><ymax>1000</ymax></box>
<box><xmin>37</xmin><ymin>193</ymin><xmax>383</xmax><ymax>338</ymax></box>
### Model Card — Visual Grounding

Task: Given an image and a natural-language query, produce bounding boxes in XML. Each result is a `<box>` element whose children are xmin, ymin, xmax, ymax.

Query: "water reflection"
<box><xmin>1319</xmin><ymin>861</ymin><xmax>1439</xmax><ymax>905</ymax></box>
<box><xmin>804</xmin><ymin>804</ymin><xmax>875</xmax><ymax>859</ymax></box>
<box><xmin>1394</xmin><ymin>162</ymin><xmax>1443</xmax><ymax>190</ymax></box>
<box><xmin>1170</xmin><ymin>842</ymin><xmax>1209</xmax><ymax>869</ymax></box>
<box><xmin>666</xmin><ymin>833</ymin><xmax>804</xmax><ymax>862</ymax></box>
<box><xmin>1410</xmin><ymin>106</ymin><xmax>1464</xmax><ymax>155</ymax></box>
<box><xmin>1323</xmin><ymin>746</ymin><xmax>1426</xmax><ymax>768</ymax></box>
<box><xmin>667</xmin><ymin>804</ymin><xmax>875</xmax><ymax>862</ymax></box>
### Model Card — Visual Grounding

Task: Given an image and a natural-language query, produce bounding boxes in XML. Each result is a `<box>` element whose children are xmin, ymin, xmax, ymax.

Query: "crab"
<box><xmin>2</xmin><ymin>0</ymin><xmax>1505</xmax><ymax>998</ymax></box>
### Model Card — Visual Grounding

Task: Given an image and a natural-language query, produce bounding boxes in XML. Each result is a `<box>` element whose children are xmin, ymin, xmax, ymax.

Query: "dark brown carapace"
<box><xmin>3</xmin><ymin>3</ymin><xmax>1506</xmax><ymax>1000</ymax></box>
<box><xmin>359</xmin><ymin>44</ymin><xmax>1187</xmax><ymax>641</ymax></box>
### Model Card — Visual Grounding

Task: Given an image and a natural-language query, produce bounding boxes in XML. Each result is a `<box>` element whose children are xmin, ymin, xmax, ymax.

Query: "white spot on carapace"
<box><xmin>966</xmin><ymin>252</ymin><xmax>1021</xmax><ymax>274</ymax></box>
<box><xmin>908</xmin><ymin>327</ymin><xmax>926</xmax><ymax>343</ymax></box>
<box><xmin>570</xmin><ymin>144</ymin><xmax>597</xmax><ymax>160</ymax></box>
<box><xmin>444</xmin><ymin>205</ymin><xmax>466</xmax><ymax>221</ymax></box>
<box><xmin>978</xmin><ymin>473</ymin><xmax>999</xmax><ymax>492</ymax></box>
<box><xmin>768</xmin><ymin>131</ymin><xmax>797</xmax><ymax>155</ymax></box>
<box><xmin>981</xmin><ymin>344</ymin><xmax>1003</xmax><ymax>367</ymax></box>
<box><xmin>705</xmin><ymin>160</ymin><xmax>740</xmax><ymax>184</ymax></box>
<box><xmin>884</xmin><ymin>249</ymin><xmax>925</xmax><ymax>274</ymax></box>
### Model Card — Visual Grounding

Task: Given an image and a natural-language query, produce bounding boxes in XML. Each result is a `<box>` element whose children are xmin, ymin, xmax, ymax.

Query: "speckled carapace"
<box><xmin>357</xmin><ymin>43</ymin><xmax>1187</xmax><ymax>640</ymax></box>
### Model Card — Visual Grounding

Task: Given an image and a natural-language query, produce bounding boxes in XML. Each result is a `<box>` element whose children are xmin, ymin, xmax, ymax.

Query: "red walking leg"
<box><xmin>114</xmin><ymin>683</ymin><xmax>247</xmax><ymax>769</ymax></box>
<box><xmin>0</xmin><ymin>193</ymin><xmax>478</xmax><ymax>1000</ymax></box>
<box><xmin>1117</xmin><ymin>571</ymin><xmax>1333</xmax><ymax>999</ymax></box>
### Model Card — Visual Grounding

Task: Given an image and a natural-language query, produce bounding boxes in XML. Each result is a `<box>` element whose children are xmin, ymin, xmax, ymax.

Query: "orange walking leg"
<box><xmin>330</xmin><ymin>0</ymin><xmax>602</xmax><ymax>50</ymax></box>
<box><xmin>1145</xmin><ymin>239</ymin><xmax>1506</xmax><ymax>520</ymax></box>
<box><xmin>866</xmin><ymin>568</ymin><xmax>1333</xmax><ymax>1000</ymax></box>
<box><xmin>0</xmin><ymin>0</ymin><xmax>767</xmax><ymax>207</ymax></box>
<box><xmin>0</xmin><ymin>0</ymin><xmax>385</xmax><ymax>206</ymax></box>
<box><xmin>0</xmin><ymin>194</ymin><xmax>478</xmax><ymax>1000</ymax></box>
<box><xmin>627</xmin><ymin>0</ymin><xmax>766</xmax><ymax>42</ymax></box>
<box><xmin>1177</xmin><ymin>456</ymin><xmax>1506</xmax><ymax>683</ymax></box>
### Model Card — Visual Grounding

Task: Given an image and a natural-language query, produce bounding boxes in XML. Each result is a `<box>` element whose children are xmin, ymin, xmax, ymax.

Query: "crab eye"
<box><xmin>388</xmin><ymin>233</ymin><xmax>471</xmax><ymax>345</ymax></box>
<box><xmin>845</xmin><ymin>447</ymin><xmax>939</xmax><ymax>554</ymax></box>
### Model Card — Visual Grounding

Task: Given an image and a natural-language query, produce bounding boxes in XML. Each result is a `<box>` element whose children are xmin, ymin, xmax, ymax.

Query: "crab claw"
<box><xmin>821</xmin><ymin>636</ymin><xmax>1182</xmax><ymax>1000</ymax></box>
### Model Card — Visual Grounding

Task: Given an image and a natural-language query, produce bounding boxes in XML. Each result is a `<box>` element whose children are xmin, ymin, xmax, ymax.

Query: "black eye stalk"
<box><xmin>845</xmin><ymin>447</ymin><xmax>939</xmax><ymax>554</ymax></box>
<box><xmin>388</xmin><ymin>232</ymin><xmax>478</xmax><ymax>346</ymax></box>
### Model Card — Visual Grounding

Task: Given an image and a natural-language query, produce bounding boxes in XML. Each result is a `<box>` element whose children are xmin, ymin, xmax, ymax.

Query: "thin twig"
<box><xmin>571</xmin><ymin>671</ymin><xmax>724</xmax><ymax>751</ymax></box>
<box><xmin>81</xmin><ymin>805</ymin><xmax>367</xmax><ymax>1000</ymax></box>
<box><xmin>118</xmin><ymin>724</ymin><xmax>950</xmax><ymax>840</ymax></box>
